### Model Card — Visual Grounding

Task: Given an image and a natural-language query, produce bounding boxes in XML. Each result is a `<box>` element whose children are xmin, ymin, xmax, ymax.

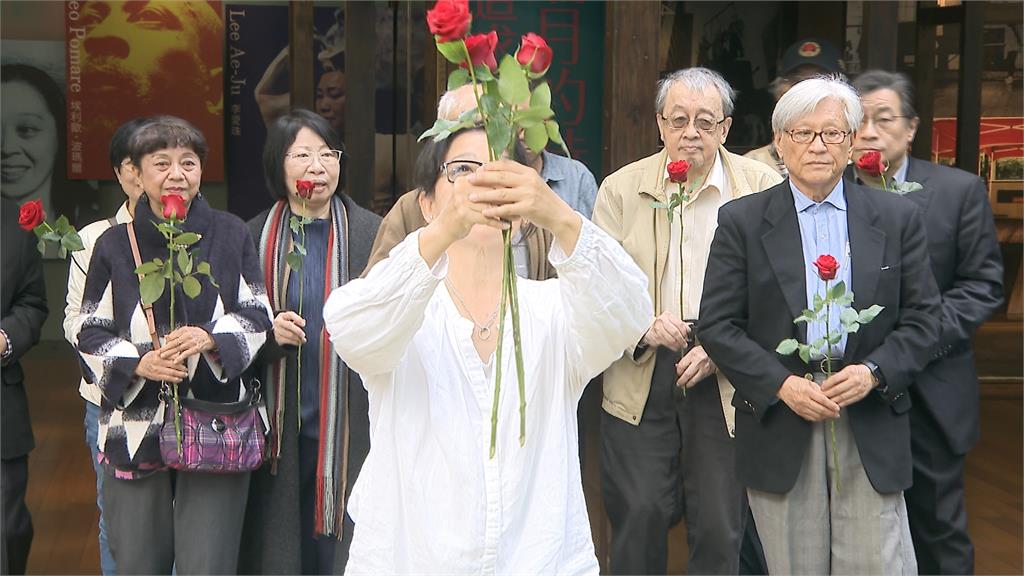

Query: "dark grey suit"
<box><xmin>1</xmin><ymin>197</ymin><xmax>49</xmax><ymax>574</ymax></box>
<box><xmin>858</xmin><ymin>159</ymin><xmax>1004</xmax><ymax>574</ymax></box>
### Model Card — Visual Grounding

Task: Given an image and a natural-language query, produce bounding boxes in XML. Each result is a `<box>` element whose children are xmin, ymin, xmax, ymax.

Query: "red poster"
<box><xmin>65</xmin><ymin>1</ymin><xmax>224</xmax><ymax>180</ymax></box>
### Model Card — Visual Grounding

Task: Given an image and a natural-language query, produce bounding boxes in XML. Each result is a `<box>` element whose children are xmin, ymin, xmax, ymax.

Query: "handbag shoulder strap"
<box><xmin>127</xmin><ymin>222</ymin><xmax>162</xmax><ymax>350</ymax></box>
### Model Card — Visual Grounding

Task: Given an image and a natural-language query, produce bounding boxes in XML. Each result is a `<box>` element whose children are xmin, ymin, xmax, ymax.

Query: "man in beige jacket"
<box><xmin>593</xmin><ymin>67</ymin><xmax>781</xmax><ymax>575</ymax></box>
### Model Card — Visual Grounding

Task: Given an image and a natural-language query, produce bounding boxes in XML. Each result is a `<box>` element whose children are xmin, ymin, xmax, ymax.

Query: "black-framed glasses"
<box><xmin>785</xmin><ymin>128</ymin><xmax>850</xmax><ymax>145</ymax></box>
<box><xmin>658</xmin><ymin>114</ymin><xmax>727</xmax><ymax>133</ymax></box>
<box><xmin>285</xmin><ymin>149</ymin><xmax>344</xmax><ymax>166</ymax></box>
<box><xmin>861</xmin><ymin>115</ymin><xmax>908</xmax><ymax>131</ymax></box>
<box><xmin>440</xmin><ymin>159</ymin><xmax>484</xmax><ymax>183</ymax></box>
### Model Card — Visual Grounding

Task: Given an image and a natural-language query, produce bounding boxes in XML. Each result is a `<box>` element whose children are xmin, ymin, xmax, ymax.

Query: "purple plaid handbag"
<box><xmin>159</xmin><ymin>381</ymin><xmax>267</xmax><ymax>473</ymax></box>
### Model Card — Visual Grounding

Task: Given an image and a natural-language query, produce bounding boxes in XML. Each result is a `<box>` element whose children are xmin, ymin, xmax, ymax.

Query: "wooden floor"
<box><xmin>17</xmin><ymin>340</ymin><xmax>1024</xmax><ymax>575</ymax></box>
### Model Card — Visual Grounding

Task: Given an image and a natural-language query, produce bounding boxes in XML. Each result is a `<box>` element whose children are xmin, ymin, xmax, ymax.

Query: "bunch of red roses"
<box><xmin>421</xmin><ymin>0</ymin><xmax>569</xmax><ymax>457</ymax></box>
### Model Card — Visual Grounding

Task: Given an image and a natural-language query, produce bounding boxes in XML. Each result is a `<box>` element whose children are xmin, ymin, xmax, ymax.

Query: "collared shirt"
<box><xmin>64</xmin><ymin>202</ymin><xmax>134</xmax><ymax>405</ymax></box>
<box><xmin>512</xmin><ymin>151</ymin><xmax>600</xmax><ymax>278</ymax></box>
<box><xmin>659</xmin><ymin>151</ymin><xmax>729</xmax><ymax>319</ymax></box>
<box><xmin>324</xmin><ymin>218</ymin><xmax>650</xmax><ymax>574</ymax></box>
<box><xmin>892</xmin><ymin>154</ymin><xmax>909</xmax><ymax>185</ymax></box>
<box><xmin>791</xmin><ymin>180</ymin><xmax>852</xmax><ymax>359</ymax></box>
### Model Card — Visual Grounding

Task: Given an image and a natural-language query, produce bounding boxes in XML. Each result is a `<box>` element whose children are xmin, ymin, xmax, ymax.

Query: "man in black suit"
<box><xmin>700</xmin><ymin>76</ymin><xmax>940</xmax><ymax>574</ymax></box>
<box><xmin>851</xmin><ymin>70</ymin><xmax>1004</xmax><ymax>575</ymax></box>
<box><xmin>1</xmin><ymin>197</ymin><xmax>48</xmax><ymax>574</ymax></box>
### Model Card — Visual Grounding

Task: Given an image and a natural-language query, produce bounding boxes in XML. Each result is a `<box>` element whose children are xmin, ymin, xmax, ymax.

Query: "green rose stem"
<box><xmin>296</xmin><ymin>197</ymin><xmax>307</xmax><ymax>432</ymax></box>
<box><xmin>459</xmin><ymin>39</ymin><xmax>527</xmax><ymax>456</ymax></box>
<box><xmin>822</xmin><ymin>278</ymin><xmax>840</xmax><ymax>493</ymax></box>
<box><xmin>167</xmin><ymin>216</ymin><xmax>183</xmax><ymax>456</ymax></box>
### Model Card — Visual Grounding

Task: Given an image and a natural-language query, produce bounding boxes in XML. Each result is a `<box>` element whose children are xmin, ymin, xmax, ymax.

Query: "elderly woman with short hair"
<box><xmin>239</xmin><ymin>109</ymin><xmax>381</xmax><ymax>575</ymax></box>
<box><xmin>699</xmin><ymin>76</ymin><xmax>940</xmax><ymax>575</ymax></box>
<box><xmin>76</xmin><ymin>116</ymin><xmax>274</xmax><ymax>574</ymax></box>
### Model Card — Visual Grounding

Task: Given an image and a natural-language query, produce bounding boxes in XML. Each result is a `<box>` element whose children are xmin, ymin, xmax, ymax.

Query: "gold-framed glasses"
<box><xmin>658</xmin><ymin>114</ymin><xmax>727</xmax><ymax>133</ymax></box>
<box><xmin>285</xmin><ymin>149</ymin><xmax>344</xmax><ymax>166</ymax></box>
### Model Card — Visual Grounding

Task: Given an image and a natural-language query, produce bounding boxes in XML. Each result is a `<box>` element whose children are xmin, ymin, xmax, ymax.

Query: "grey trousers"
<box><xmin>602</xmin><ymin>346</ymin><xmax>747</xmax><ymax>574</ymax></box>
<box><xmin>103</xmin><ymin>469</ymin><xmax>250</xmax><ymax>575</ymax></box>
<box><xmin>747</xmin><ymin>411</ymin><xmax>917</xmax><ymax>575</ymax></box>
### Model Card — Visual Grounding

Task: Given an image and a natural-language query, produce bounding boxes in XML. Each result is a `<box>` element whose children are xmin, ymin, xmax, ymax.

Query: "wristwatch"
<box><xmin>0</xmin><ymin>329</ymin><xmax>12</xmax><ymax>364</ymax></box>
<box><xmin>862</xmin><ymin>360</ymin><xmax>886</xmax><ymax>393</ymax></box>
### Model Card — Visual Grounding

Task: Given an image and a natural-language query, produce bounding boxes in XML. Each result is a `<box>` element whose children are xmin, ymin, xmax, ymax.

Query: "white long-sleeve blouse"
<box><xmin>324</xmin><ymin>217</ymin><xmax>652</xmax><ymax>575</ymax></box>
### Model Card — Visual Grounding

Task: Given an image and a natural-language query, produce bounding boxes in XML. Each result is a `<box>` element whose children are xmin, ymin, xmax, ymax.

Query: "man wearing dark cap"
<box><xmin>745</xmin><ymin>38</ymin><xmax>844</xmax><ymax>176</ymax></box>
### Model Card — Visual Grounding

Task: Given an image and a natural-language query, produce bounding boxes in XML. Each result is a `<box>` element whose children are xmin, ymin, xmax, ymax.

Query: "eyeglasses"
<box><xmin>285</xmin><ymin>149</ymin><xmax>344</xmax><ymax>166</ymax></box>
<box><xmin>658</xmin><ymin>114</ymin><xmax>727</xmax><ymax>133</ymax></box>
<box><xmin>440</xmin><ymin>159</ymin><xmax>484</xmax><ymax>183</ymax></box>
<box><xmin>784</xmin><ymin>129</ymin><xmax>850</xmax><ymax>145</ymax></box>
<box><xmin>861</xmin><ymin>115</ymin><xmax>908</xmax><ymax>131</ymax></box>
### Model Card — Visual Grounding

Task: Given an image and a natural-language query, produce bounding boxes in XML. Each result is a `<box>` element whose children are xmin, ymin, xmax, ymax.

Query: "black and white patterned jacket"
<box><xmin>78</xmin><ymin>195</ymin><xmax>273</xmax><ymax>477</ymax></box>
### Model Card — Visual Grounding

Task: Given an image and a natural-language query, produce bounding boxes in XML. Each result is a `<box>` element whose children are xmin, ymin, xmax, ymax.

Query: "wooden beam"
<box><xmin>956</xmin><ymin>0</ymin><xmax>983</xmax><ymax>173</ymax></box>
<box><xmin>289</xmin><ymin>1</ymin><xmax>315</xmax><ymax>110</ymax></box>
<box><xmin>345</xmin><ymin>1</ymin><xmax>376</xmax><ymax>209</ymax></box>
<box><xmin>861</xmin><ymin>1</ymin><xmax>898</xmax><ymax>71</ymax></box>
<box><xmin>912</xmin><ymin>6</ymin><xmax>937</xmax><ymax>161</ymax></box>
<box><xmin>603</xmin><ymin>1</ymin><xmax>660</xmax><ymax>179</ymax></box>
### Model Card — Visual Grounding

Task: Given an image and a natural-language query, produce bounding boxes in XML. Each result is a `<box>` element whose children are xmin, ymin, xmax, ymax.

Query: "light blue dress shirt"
<box><xmin>790</xmin><ymin>179</ymin><xmax>852</xmax><ymax>360</ymax></box>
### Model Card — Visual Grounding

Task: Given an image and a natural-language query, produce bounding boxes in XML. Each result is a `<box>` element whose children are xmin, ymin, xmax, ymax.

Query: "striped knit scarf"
<box><xmin>258</xmin><ymin>196</ymin><xmax>351</xmax><ymax>539</ymax></box>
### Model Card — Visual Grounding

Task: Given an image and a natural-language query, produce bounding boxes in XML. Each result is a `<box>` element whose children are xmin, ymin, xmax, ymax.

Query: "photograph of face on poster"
<box><xmin>2</xmin><ymin>40</ymin><xmax>101</xmax><ymax>236</ymax></box>
<box><xmin>66</xmin><ymin>0</ymin><xmax>225</xmax><ymax>180</ymax></box>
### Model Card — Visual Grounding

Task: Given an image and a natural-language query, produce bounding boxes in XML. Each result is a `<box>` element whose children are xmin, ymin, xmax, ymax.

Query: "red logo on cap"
<box><xmin>799</xmin><ymin>42</ymin><xmax>822</xmax><ymax>57</ymax></box>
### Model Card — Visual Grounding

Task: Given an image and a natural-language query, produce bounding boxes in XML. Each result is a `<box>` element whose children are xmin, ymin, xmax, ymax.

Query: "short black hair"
<box><xmin>263</xmin><ymin>109</ymin><xmax>344</xmax><ymax>201</ymax></box>
<box><xmin>128</xmin><ymin>116</ymin><xmax>209</xmax><ymax>167</ymax></box>
<box><xmin>853</xmin><ymin>70</ymin><xmax>918</xmax><ymax>119</ymax></box>
<box><xmin>412</xmin><ymin>127</ymin><xmax>527</xmax><ymax>198</ymax></box>
<box><xmin>109</xmin><ymin>117</ymin><xmax>151</xmax><ymax>172</ymax></box>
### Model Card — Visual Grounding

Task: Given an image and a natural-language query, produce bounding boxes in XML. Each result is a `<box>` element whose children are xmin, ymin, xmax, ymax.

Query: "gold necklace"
<box><xmin>444</xmin><ymin>279</ymin><xmax>499</xmax><ymax>341</ymax></box>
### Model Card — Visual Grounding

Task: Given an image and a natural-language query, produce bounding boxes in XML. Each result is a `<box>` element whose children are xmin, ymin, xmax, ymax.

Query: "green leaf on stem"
<box><xmin>155</xmin><ymin>222</ymin><xmax>179</xmax><ymax>236</ymax></box>
<box><xmin>829</xmin><ymin>280</ymin><xmax>847</xmax><ymax>300</ymax></box>
<box><xmin>294</xmin><ymin>243</ymin><xmax>307</xmax><ymax>256</ymax></box>
<box><xmin>172</xmin><ymin>232</ymin><xmax>200</xmax><ymax>247</ymax></box>
<box><xmin>436</xmin><ymin>39</ymin><xmax>467</xmax><ymax>65</ymax></box>
<box><xmin>845</xmin><ymin>322</ymin><xmax>860</xmax><ymax>334</ymax></box>
<box><xmin>58</xmin><ymin>246</ymin><xmax>67</xmax><ymax>259</ymax></box>
<box><xmin>858</xmin><ymin>304</ymin><xmax>884</xmax><ymax>324</ymax></box>
<box><xmin>523</xmin><ymin>123</ymin><xmax>548</xmax><ymax>154</ymax></box>
<box><xmin>813</xmin><ymin>293</ymin><xmax>825</xmax><ymax>313</ymax></box>
<box><xmin>140</xmin><ymin>273</ymin><xmax>165</xmax><ymax>306</ymax></box>
<box><xmin>134</xmin><ymin>261</ymin><xmax>160</xmax><ymax>275</ymax></box>
<box><xmin>177</xmin><ymin>249</ymin><xmax>192</xmax><ymax>276</ymax></box>
<box><xmin>54</xmin><ymin>215</ymin><xmax>71</xmax><ymax>233</ymax></box>
<box><xmin>473</xmin><ymin>65</ymin><xmax>495</xmax><ymax>82</ymax></box>
<box><xmin>810</xmin><ymin>337</ymin><xmax>826</xmax><ymax>351</ymax></box>
<box><xmin>173</xmin><ymin>271</ymin><xmax>183</xmax><ymax>283</ymax></box>
<box><xmin>840</xmin><ymin>307</ymin><xmax>859</xmax><ymax>326</ymax></box>
<box><xmin>196</xmin><ymin>261</ymin><xmax>211</xmax><ymax>276</ymax></box>
<box><xmin>776</xmin><ymin>339</ymin><xmax>799</xmax><ymax>355</ymax></box>
<box><xmin>835</xmin><ymin>292</ymin><xmax>855</xmax><ymax>307</ymax></box>
<box><xmin>497</xmin><ymin>54</ymin><xmax>529</xmax><ymax>105</ymax></box>
<box><xmin>798</xmin><ymin>345</ymin><xmax>812</xmax><ymax>364</ymax></box>
<box><xmin>33</xmin><ymin>226</ymin><xmax>46</xmax><ymax>239</ymax></box>
<box><xmin>36</xmin><ymin>239</ymin><xmax>45</xmax><ymax>254</ymax></box>
<box><xmin>651</xmin><ymin>201</ymin><xmax>669</xmax><ymax>210</ymax></box>
<box><xmin>513</xmin><ymin>106</ymin><xmax>555</xmax><ymax>128</ymax></box>
<box><xmin>479</xmin><ymin>93</ymin><xmax>501</xmax><ymax>118</ymax></box>
<box><xmin>62</xmin><ymin>230</ymin><xmax>84</xmax><ymax>252</ymax></box>
<box><xmin>286</xmin><ymin>251</ymin><xmax>304</xmax><ymax>272</ymax></box>
<box><xmin>447</xmin><ymin>68</ymin><xmax>470</xmax><ymax>91</ymax></box>
<box><xmin>485</xmin><ymin>113</ymin><xmax>513</xmax><ymax>160</ymax></box>
<box><xmin>531</xmin><ymin>82</ymin><xmax>551</xmax><ymax>110</ymax></box>
<box><xmin>828</xmin><ymin>333</ymin><xmax>842</xmax><ymax>345</ymax></box>
<box><xmin>163</xmin><ymin>259</ymin><xmax>173</xmax><ymax>279</ymax></box>
<box><xmin>289</xmin><ymin>215</ymin><xmax>301</xmax><ymax>235</ymax></box>
<box><xmin>418</xmin><ymin>117</ymin><xmax>460</xmax><ymax>142</ymax></box>
<box><xmin>545</xmin><ymin>120</ymin><xmax>570</xmax><ymax>158</ymax></box>
<box><xmin>182</xmin><ymin>275</ymin><xmax>201</xmax><ymax>299</ymax></box>
<box><xmin>42</xmin><ymin>231</ymin><xmax>61</xmax><ymax>243</ymax></box>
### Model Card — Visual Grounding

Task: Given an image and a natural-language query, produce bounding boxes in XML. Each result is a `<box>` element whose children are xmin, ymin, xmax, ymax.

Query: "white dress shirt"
<box><xmin>324</xmin><ymin>218</ymin><xmax>652</xmax><ymax>575</ymax></box>
<box><xmin>64</xmin><ymin>202</ymin><xmax>133</xmax><ymax>405</ymax></box>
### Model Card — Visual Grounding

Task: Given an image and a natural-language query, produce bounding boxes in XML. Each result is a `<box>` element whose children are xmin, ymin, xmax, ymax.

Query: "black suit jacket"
<box><xmin>852</xmin><ymin>159</ymin><xmax>1004</xmax><ymax>454</ymax></box>
<box><xmin>1</xmin><ymin>198</ymin><xmax>49</xmax><ymax>459</ymax></box>
<box><xmin>699</xmin><ymin>178</ymin><xmax>940</xmax><ymax>494</ymax></box>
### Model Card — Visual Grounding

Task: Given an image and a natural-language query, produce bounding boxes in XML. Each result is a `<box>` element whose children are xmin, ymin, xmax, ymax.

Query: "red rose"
<box><xmin>855</xmin><ymin>150</ymin><xmax>885</xmax><ymax>177</ymax></box>
<box><xmin>516</xmin><ymin>33</ymin><xmax>553</xmax><ymax>75</ymax></box>
<box><xmin>462</xmin><ymin>31</ymin><xmax>498</xmax><ymax>72</ymax></box>
<box><xmin>426</xmin><ymin>0</ymin><xmax>471</xmax><ymax>43</ymax></box>
<box><xmin>18</xmin><ymin>200</ymin><xmax>45</xmax><ymax>231</ymax></box>
<box><xmin>813</xmin><ymin>254</ymin><xmax>839</xmax><ymax>281</ymax></box>
<box><xmin>160</xmin><ymin>194</ymin><xmax>188</xmax><ymax>220</ymax></box>
<box><xmin>295</xmin><ymin>179</ymin><xmax>315</xmax><ymax>200</ymax></box>
<box><xmin>666</xmin><ymin>160</ymin><xmax>690</xmax><ymax>184</ymax></box>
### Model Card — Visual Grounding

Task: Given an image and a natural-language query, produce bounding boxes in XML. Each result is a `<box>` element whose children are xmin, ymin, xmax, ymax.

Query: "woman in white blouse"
<box><xmin>323</xmin><ymin>127</ymin><xmax>652</xmax><ymax>574</ymax></box>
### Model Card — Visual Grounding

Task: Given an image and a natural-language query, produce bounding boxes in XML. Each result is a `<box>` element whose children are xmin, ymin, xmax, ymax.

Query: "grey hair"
<box><xmin>437</xmin><ymin>89</ymin><xmax>462</xmax><ymax>121</ymax></box>
<box><xmin>771</xmin><ymin>75</ymin><xmax>863</xmax><ymax>134</ymax></box>
<box><xmin>853</xmin><ymin>69</ymin><xmax>918</xmax><ymax>119</ymax></box>
<box><xmin>655</xmin><ymin>67</ymin><xmax>737</xmax><ymax>117</ymax></box>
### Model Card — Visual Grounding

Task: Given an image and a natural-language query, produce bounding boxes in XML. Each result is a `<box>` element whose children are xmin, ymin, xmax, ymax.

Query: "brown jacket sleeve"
<box><xmin>361</xmin><ymin>189</ymin><xmax>428</xmax><ymax>277</ymax></box>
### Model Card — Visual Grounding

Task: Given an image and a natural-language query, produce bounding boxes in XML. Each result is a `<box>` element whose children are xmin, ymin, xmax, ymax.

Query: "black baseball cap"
<box><xmin>780</xmin><ymin>38</ymin><xmax>842</xmax><ymax>76</ymax></box>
